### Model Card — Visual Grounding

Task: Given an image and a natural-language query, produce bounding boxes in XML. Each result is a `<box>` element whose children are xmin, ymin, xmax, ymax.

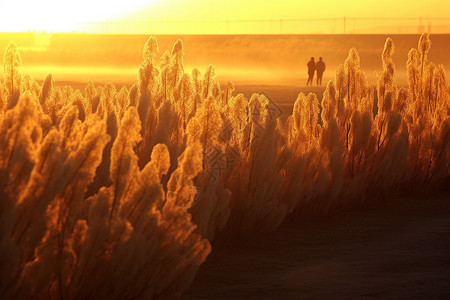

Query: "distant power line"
<box><xmin>80</xmin><ymin>17</ymin><xmax>450</xmax><ymax>23</ymax></box>
<box><xmin>75</xmin><ymin>17</ymin><xmax>450</xmax><ymax>34</ymax></box>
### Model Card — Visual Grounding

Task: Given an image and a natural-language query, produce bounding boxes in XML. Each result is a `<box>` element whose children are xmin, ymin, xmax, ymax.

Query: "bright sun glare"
<box><xmin>0</xmin><ymin>0</ymin><xmax>158</xmax><ymax>32</ymax></box>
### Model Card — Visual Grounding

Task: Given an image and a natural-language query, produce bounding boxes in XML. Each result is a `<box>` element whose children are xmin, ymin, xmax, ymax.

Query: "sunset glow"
<box><xmin>0</xmin><ymin>0</ymin><xmax>449</xmax><ymax>34</ymax></box>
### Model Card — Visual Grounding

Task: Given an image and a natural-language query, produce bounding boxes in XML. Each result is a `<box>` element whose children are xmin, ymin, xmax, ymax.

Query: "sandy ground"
<box><xmin>183</xmin><ymin>192</ymin><xmax>450</xmax><ymax>299</ymax></box>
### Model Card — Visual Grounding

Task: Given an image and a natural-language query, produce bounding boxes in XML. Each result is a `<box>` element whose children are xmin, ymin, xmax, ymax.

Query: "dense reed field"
<box><xmin>0</xmin><ymin>33</ymin><xmax>449</xmax><ymax>299</ymax></box>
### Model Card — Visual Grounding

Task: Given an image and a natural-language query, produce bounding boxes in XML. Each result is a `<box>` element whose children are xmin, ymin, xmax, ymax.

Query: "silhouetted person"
<box><xmin>316</xmin><ymin>57</ymin><xmax>326</xmax><ymax>86</ymax></box>
<box><xmin>307</xmin><ymin>57</ymin><xmax>316</xmax><ymax>86</ymax></box>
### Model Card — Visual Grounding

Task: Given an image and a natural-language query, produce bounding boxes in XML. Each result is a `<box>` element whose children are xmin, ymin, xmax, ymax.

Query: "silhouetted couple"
<box><xmin>306</xmin><ymin>57</ymin><xmax>326</xmax><ymax>86</ymax></box>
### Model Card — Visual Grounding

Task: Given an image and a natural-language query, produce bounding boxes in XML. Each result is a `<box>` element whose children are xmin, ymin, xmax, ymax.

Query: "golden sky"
<box><xmin>1</xmin><ymin>0</ymin><xmax>450</xmax><ymax>33</ymax></box>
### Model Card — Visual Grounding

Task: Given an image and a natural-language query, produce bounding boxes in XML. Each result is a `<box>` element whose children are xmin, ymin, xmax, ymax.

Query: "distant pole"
<box><xmin>209</xmin><ymin>0</ymin><xmax>212</xmax><ymax>32</ymax></box>
<box><xmin>209</xmin><ymin>0</ymin><xmax>212</xmax><ymax>19</ymax></box>
<box><xmin>344</xmin><ymin>16</ymin><xmax>346</xmax><ymax>34</ymax></box>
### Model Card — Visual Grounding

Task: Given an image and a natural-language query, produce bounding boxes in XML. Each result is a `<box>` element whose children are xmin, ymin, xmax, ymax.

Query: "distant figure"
<box><xmin>316</xmin><ymin>57</ymin><xmax>326</xmax><ymax>86</ymax></box>
<box><xmin>307</xmin><ymin>57</ymin><xmax>316</xmax><ymax>86</ymax></box>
